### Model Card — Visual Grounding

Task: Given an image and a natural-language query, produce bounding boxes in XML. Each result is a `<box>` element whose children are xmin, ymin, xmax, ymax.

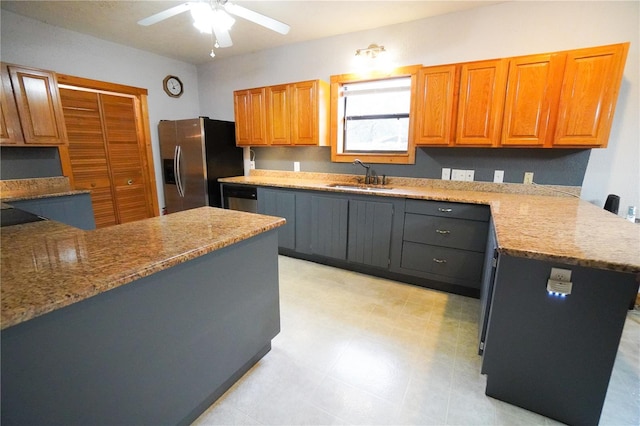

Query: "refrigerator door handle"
<box><xmin>175</xmin><ymin>145</ymin><xmax>185</xmax><ymax>197</ymax></box>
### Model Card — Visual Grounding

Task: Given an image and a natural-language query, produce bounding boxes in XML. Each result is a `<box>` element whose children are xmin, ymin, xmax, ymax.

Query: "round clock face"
<box><xmin>163</xmin><ymin>76</ymin><xmax>183</xmax><ymax>97</ymax></box>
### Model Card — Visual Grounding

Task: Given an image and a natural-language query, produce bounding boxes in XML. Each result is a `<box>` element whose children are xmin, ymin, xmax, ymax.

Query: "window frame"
<box><xmin>330</xmin><ymin>65</ymin><xmax>420</xmax><ymax>164</ymax></box>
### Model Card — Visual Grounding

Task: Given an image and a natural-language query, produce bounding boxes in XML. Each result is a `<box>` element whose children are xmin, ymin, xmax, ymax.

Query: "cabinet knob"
<box><xmin>127</xmin><ymin>179</ymin><xmax>133</xmax><ymax>185</ymax></box>
<box><xmin>91</xmin><ymin>183</ymin><xmax>96</xmax><ymax>188</ymax></box>
<box><xmin>435</xmin><ymin>229</ymin><xmax>451</xmax><ymax>234</ymax></box>
<box><xmin>432</xmin><ymin>258</ymin><xmax>447</xmax><ymax>264</ymax></box>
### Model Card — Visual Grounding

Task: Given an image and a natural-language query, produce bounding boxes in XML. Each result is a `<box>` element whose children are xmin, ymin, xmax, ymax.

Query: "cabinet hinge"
<box><xmin>492</xmin><ymin>257</ymin><xmax>497</xmax><ymax>268</ymax></box>
<box><xmin>480</xmin><ymin>341</ymin><xmax>485</xmax><ymax>350</ymax></box>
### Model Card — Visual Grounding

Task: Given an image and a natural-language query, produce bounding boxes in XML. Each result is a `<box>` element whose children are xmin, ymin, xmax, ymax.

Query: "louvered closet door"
<box><xmin>101</xmin><ymin>94</ymin><xmax>152</xmax><ymax>223</ymax></box>
<box><xmin>60</xmin><ymin>88</ymin><xmax>153</xmax><ymax>227</ymax></box>
<box><xmin>59</xmin><ymin>88</ymin><xmax>117</xmax><ymax>228</ymax></box>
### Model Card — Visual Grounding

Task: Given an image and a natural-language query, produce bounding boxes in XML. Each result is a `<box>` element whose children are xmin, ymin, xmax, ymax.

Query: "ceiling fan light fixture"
<box><xmin>211</xmin><ymin>9</ymin><xmax>235</xmax><ymax>32</ymax></box>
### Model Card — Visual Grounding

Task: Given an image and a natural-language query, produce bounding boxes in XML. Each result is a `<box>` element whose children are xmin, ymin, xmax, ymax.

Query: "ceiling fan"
<box><xmin>137</xmin><ymin>0</ymin><xmax>290</xmax><ymax>53</ymax></box>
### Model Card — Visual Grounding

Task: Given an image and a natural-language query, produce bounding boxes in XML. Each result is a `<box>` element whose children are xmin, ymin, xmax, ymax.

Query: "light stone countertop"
<box><xmin>1</xmin><ymin>207</ymin><xmax>285</xmax><ymax>330</ymax></box>
<box><xmin>0</xmin><ymin>177</ymin><xmax>90</xmax><ymax>202</ymax></box>
<box><xmin>220</xmin><ymin>170</ymin><xmax>640</xmax><ymax>274</ymax></box>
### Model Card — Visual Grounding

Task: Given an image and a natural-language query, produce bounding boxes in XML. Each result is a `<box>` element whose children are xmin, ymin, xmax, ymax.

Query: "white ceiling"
<box><xmin>1</xmin><ymin>1</ymin><xmax>503</xmax><ymax>65</ymax></box>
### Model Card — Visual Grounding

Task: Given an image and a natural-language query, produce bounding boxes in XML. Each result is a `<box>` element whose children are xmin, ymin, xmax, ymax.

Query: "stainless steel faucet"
<box><xmin>353</xmin><ymin>159</ymin><xmax>371</xmax><ymax>184</ymax></box>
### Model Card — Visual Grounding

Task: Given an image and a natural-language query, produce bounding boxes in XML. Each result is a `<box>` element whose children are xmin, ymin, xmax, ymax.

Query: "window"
<box><xmin>343</xmin><ymin>77</ymin><xmax>411</xmax><ymax>153</ymax></box>
<box><xmin>330</xmin><ymin>65</ymin><xmax>419</xmax><ymax>164</ymax></box>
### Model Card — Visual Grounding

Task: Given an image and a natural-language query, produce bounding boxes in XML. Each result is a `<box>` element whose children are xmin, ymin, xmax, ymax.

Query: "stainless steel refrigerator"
<box><xmin>159</xmin><ymin>117</ymin><xmax>243</xmax><ymax>213</ymax></box>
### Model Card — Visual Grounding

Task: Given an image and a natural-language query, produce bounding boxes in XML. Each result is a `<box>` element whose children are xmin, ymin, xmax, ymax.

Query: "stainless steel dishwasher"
<box><xmin>222</xmin><ymin>184</ymin><xmax>258</xmax><ymax>213</ymax></box>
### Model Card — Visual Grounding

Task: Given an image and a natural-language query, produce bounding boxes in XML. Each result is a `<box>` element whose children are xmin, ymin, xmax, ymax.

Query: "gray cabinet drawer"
<box><xmin>403</xmin><ymin>213</ymin><xmax>488</xmax><ymax>252</ymax></box>
<box><xmin>405</xmin><ymin>199</ymin><xmax>489</xmax><ymax>222</ymax></box>
<box><xmin>401</xmin><ymin>241</ymin><xmax>485</xmax><ymax>283</ymax></box>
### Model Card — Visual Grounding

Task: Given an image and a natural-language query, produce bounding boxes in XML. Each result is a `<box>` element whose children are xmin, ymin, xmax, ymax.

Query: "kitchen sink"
<box><xmin>325</xmin><ymin>183</ymin><xmax>395</xmax><ymax>192</ymax></box>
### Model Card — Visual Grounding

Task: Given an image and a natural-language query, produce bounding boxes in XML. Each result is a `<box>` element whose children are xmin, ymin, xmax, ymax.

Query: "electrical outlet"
<box><xmin>550</xmin><ymin>267</ymin><xmax>572</xmax><ymax>282</ymax></box>
<box><xmin>294</xmin><ymin>161</ymin><xmax>300</xmax><ymax>172</ymax></box>
<box><xmin>523</xmin><ymin>172</ymin><xmax>534</xmax><ymax>184</ymax></box>
<box><xmin>465</xmin><ymin>170</ymin><xmax>475</xmax><ymax>181</ymax></box>
<box><xmin>451</xmin><ymin>169</ymin><xmax>466</xmax><ymax>181</ymax></box>
<box><xmin>249</xmin><ymin>160</ymin><xmax>256</xmax><ymax>170</ymax></box>
<box><xmin>441</xmin><ymin>168</ymin><xmax>451</xmax><ymax>180</ymax></box>
<box><xmin>494</xmin><ymin>170</ymin><xmax>504</xmax><ymax>183</ymax></box>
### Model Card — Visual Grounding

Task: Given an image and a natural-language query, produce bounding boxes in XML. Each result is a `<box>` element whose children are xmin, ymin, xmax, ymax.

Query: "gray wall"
<box><xmin>0</xmin><ymin>147</ymin><xmax>62</xmax><ymax>179</ymax></box>
<box><xmin>253</xmin><ymin>147</ymin><xmax>591</xmax><ymax>186</ymax></box>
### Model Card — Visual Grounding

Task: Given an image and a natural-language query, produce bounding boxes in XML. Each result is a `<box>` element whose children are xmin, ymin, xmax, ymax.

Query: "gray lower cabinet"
<box><xmin>11</xmin><ymin>193</ymin><xmax>96</xmax><ymax>230</ymax></box>
<box><xmin>255</xmin><ymin>186</ymin><xmax>491</xmax><ymax>296</ymax></box>
<box><xmin>395</xmin><ymin>199</ymin><xmax>489</xmax><ymax>289</ymax></box>
<box><xmin>347</xmin><ymin>199</ymin><xmax>394</xmax><ymax>268</ymax></box>
<box><xmin>257</xmin><ymin>188</ymin><xmax>296</xmax><ymax>250</ymax></box>
<box><xmin>310</xmin><ymin>194</ymin><xmax>349</xmax><ymax>260</ymax></box>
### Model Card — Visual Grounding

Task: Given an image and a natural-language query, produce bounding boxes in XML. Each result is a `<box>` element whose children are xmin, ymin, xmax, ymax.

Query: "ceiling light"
<box><xmin>191</xmin><ymin>3</ymin><xmax>235</xmax><ymax>35</ymax></box>
<box><xmin>355</xmin><ymin>44</ymin><xmax>387</xmax><ymax>59</ymax></box>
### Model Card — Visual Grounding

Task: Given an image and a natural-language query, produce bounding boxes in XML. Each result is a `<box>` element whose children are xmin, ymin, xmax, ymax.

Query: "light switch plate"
<box><xmin>441</xmin><ymin>168</ymin><xmax>451</xmax><ymax>180</ymax></box>
<box><xmin>465</xmin><ymin>170</ymin><xmax>475</xmax><ymax>181</ymax></box>
<box><xmin>294</xmin><ymin>161</ymin><xmax>300</xmax><ymax>172</ymax></box>
<box><xmin>494</xmin><ymin>170</ymin><xmax>504</xmax><ymax>183</ymax></box>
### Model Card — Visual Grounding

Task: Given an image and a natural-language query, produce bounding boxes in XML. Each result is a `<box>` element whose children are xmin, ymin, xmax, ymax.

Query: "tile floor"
<box><xmin>194</xmin><ymin>256</ymin><xmax>640</xmax><ymax>425</ymax></box>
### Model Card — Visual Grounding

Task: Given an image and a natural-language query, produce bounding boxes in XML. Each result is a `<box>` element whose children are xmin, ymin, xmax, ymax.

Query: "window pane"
<box><xmin>345</xmin><ymin>117</ymin><xmax>409</xmax><ymax>152</ymax></box>
<box><xmin>342</xmin><ymin>76</ymin><xmax>411</xmax><ymax>152</ymax></box>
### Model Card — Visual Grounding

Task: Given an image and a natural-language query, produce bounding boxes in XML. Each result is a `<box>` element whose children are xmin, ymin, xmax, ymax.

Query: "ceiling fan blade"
<box><xmin>213</xmin><ymin>26</ymin><xmax>233</xmax><ymax>48</ymax></box>
<box><xmin>223</xmin><ymin>3</ymin><xmax>290</xmax><ymax>35</ymax></box>
<box><xmin>137</xmin><ymin>2</ymin><xmax>192</xmax><ymax>26</ymax></box>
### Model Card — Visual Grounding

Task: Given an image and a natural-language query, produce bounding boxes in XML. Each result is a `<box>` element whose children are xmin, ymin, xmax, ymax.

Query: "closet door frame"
<box><xmin>57</xmin><ymin>74</ymin><xmax>159</xmax><ymax>218</ymax></box>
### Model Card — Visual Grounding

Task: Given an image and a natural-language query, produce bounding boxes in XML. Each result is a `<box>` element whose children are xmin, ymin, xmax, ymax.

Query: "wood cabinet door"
<box><xmin>8</xmin><ymin>65</ymin><xmax>67</xmax><ymax>145</ymax></box>
<box><xmin>0</xmin><ymin>65</ymin><xmax>24</xmax><ymax>144</ymax></box>
<box><xmin>233</xmin><ymin>90</ymin><xmax>252</xmax><ymax>146</ymax></box>
<box><xmin>501</xmin><ymin>53</ymin><xmax>566</xmax><ymax>147</ymax></box>
<box><xmin>456</xmin><ymin>59</ymin><xmax>508</xmax><ymax>146</ymax></box>
<box><xmin>266</xmin><ymin>84</ymin><xmax>291</xmax><ymax>145</ymax></box>
<box><xmin>414</xmin><ymin>65</ymin><xmax>458</xmax><ymax>146</ymax></box>
<box><xmin>101</xmin><ymin>94</ymin><xmax>154</xmax><ymax>224</ymax></box>
<box><xmin>234</xmin><ymin>88</ymin><xmax>268</xmax><ymax>146</ymax></box>
<box><xmin>290</xmin><ymin>80</ymin><xmax>318</xmax><ymax>145</ymax></box>
<box><xmin>554</xmin><ymin>43</ymin><xmax>629</xmax><ymax>147</ymax></box>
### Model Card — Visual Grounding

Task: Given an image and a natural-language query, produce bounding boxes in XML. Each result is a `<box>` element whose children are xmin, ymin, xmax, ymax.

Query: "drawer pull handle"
<box><xmin>438</xmin><ymin>208</ymin><xmax>453</xmax><ymax>212</ymax></box>
<box><xmin>432</xmin><ymin>258</ymin><xmax>447</xmax><ymax>264</ymax></box>
<box><xmin>435</xmin><ymin>229</ymin><xmax>450</xmax><ymax>234</ymax></box>
<box><xmin>127</xmin><ymin>179</ymin><xmax>133</xmax><ymax>185</ymax></box>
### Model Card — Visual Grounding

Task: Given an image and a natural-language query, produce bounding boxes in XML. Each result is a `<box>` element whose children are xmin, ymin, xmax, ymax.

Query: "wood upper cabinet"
<box><xmin>290</xmin><ymin>80</ymin><xmax>329</xmax><ymax>146</ymax></box>
<box><xmin>235</xmin><ymin>79</ymin><xmax>329</xmax><ymax>147</ymax></box>
<box><xmin>455</xmin><ymin>59</ymin><xmax>508</xmax><ymax>146</ymax></box>
<box><xmin>0</xmin><ymin>65</ymin><xmax>24</xmax><ymax>144</ymax></box>
<box><xmin>234</xmin><ymin>87</ymin><xmax>267</xmax><ymax>146</ymax></box>
<box><xmin>1</xmin><ymin>64</ymin><xmax>68</xmax><ymax>146</ymax></box>
<box><xmin>266</xmin><ymin>84</ymin><xmax>290</xmax><ymax>145</ymax></box>
<box><xmin>553</xmin><ymin>43</ymin><xmax>629</xmax><ymax>147</ymax></box>
<box><xmin>414</xmin><ymin>65</ymin><xmax>458</xmax><ymax>146</ymax></box>
<box><xmin>501</xmin><ymin>53</ymin><xmax>566</xmax><ymax>147</ymax></box>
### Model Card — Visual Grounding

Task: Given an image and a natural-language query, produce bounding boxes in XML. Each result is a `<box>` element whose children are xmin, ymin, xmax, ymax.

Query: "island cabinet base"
<box><xmin>481</xmin><ymin>255</ymin><xmax>638</xmax><ymax>426</ymax></box>
<box><xmin>1</xmin><ymin>230</ymin><xmax>280</xmax><ymax>425</ymax></box>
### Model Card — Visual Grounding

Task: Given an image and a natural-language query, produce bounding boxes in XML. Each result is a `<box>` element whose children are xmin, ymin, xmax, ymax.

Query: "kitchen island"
<box><xmin>1</xmin><ymin>207</ymin><xmax>285</xmax><ymax>425</ymax></box>
<box><xmin>221</xmin><ymin>170</ymin><xmax>640</xmax><ymax>425</ymax></box>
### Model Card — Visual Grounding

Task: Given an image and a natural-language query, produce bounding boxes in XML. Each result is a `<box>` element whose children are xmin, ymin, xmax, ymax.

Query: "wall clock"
<box><xmin>163</xmin><ymin>75</ymin><xmax>183</xmax><ymax>98</ymax></box>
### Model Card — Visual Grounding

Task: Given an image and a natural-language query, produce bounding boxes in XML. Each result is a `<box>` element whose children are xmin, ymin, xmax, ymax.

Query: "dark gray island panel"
<box><xmin>1</xmin><ymin>230</ymin><xmax>280</xmax><ymax>425</ymax></box>
<box><xmin>481</xmin><ymin>254</ymin><xmax>638</xmax><ymax>426</ymax></box>
<box><xmin>10</xmin><ymin>192</ymin><xmax>95</xmax><ymax>230</ymax></box>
